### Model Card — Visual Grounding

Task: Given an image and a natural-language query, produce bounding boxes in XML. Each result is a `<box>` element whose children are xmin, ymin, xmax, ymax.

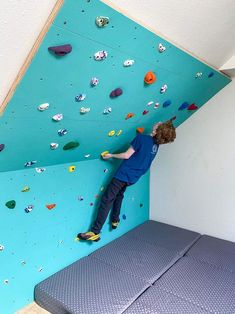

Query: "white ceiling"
<box><xmin>1</xmin><ymin>0</ymin><xmax>235</xmax><ymax>105</ymax></box>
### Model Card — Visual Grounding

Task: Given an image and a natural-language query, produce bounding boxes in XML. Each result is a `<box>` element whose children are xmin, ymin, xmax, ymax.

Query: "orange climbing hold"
<box><xmin>46</xmin><ymin>204</ymin><xmax>56</xmax><ymax>210</ymax></box>
<box><xmin>136</xmin><ymin>127</ymin><xmax>145</xmax><ymax>134</ymax></box>
<box><xmin>125</xmin><ymin>113</ymin><xmax>135</xmax><ymax>120</ymax></box>
<box><xmin>144</xmin><ymin>71</ymin><xmax>156</xmax><ymax>84</ymax></box>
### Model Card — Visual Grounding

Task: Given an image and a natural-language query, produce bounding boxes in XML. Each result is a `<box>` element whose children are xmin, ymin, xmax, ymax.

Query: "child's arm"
<box><xmin>103</xmin><ymin>147</ymin><xmax>135</xmax><ymax>160</ymax></box>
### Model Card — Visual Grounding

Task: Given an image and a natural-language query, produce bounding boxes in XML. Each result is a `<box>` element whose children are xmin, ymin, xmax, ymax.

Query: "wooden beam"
<box><xmin>0</xmin><ymin>0</ymin><xmax>64</xmax><ymax>116</ymax></box>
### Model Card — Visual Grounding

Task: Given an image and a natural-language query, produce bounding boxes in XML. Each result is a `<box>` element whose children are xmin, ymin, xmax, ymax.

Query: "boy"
<box><xmin>77</xmin><ymin>119</ymin><xmax>176</xmax><ymax>241</ymax></box>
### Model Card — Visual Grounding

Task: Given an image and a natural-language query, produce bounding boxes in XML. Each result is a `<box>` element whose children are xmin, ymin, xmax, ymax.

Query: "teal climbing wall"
<box><xmin>0</xmin><ymin>159</ymin><xmax>149</xmax><ymax>313</ymax></box>
<box><xmin>0</xmin><ymin>0</ymin><xmax>231</xmax><ymax>312</ymax></box>
<box><xmin>0</xmin><ymin>0</ymin><xmax>230</xmax><ymax>172</ymax></box>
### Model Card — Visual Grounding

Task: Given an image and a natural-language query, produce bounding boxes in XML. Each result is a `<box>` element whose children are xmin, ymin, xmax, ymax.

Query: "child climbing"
<box><xmin>77</xmin><ymin>119</ymin><xmax>176</xmax><ymax>241</ymax></box>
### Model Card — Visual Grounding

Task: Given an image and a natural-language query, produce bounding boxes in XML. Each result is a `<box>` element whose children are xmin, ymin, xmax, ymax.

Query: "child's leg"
<box><xmin>111</xmin><ymin>184</ymin><xmax>127</xmax><ymax>222</ymax></box>
<box><xmin>91</xmin><ymin>178</ymin><xmax>127</xmax><ymax>234</ymax></box>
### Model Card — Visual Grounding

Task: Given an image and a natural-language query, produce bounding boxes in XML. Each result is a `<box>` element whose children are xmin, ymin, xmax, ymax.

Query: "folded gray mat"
<box><xmin>35</xmin><ymin>256</ymin><xmax>150</xmax><ymax>314</ymax></box>
<box><xmin>91</xmin><ymin>220</ymin><xmax>200</xmax><ymax>284</ymax></box>
<box><xmin>186</xmin><ymin>234</ymin><xmax>235</xmax><ymax>272</ymax></box>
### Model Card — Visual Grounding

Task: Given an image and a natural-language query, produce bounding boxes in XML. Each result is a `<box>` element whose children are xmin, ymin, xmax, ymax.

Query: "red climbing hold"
<box><xmin>188</xmin><ymin>103</ymin><xmax>198</xmax><ymax>111</ymax></box>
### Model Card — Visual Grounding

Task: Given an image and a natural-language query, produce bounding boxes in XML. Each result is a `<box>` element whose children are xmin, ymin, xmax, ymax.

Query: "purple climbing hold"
<box><xmin>110</xmin><ymin>88</ymin><xmax>123</xmax><ymax>98</ymax></box>
<box><xmin>178</xmin><ymin>102</ymin><xmax>189</xmax><ymax>110</ymax></box>
<box><xmin>163</xmin><ymin>100</ymin><xmax>172</xmax><ymax>107</ymax></box>
<box><xmin>48</xmin><ymin>44</ymin><xmax>72</xmax><ymax>56</ymax></box>
<box><xmin>0</xmin><ymin>144</ymin><xmax>5</xmax><ymax>152</ymax></box>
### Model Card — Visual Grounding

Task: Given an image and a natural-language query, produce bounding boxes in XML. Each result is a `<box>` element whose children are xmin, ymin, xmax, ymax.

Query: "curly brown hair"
<box><xmin>153</xmin><ymin>119</ymin><xmax>176</xmax><ymax>145</ymax></box>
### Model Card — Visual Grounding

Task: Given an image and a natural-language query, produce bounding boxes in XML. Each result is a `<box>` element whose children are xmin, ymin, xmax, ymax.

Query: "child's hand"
<box><xmin>102</xmin><ymin>153</ymin><xmax>112</xmax><ymax>159</ymax></box>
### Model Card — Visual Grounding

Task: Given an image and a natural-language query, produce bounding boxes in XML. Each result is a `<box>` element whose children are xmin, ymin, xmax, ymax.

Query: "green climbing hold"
<box><xmin>5</xmin><ymin>200</ymin><xmax>16</xmax><ymax>209</ymax></box>
<box><xmin>63</xmin><ymin>141</ymin><xmax>79</xmax><ymax>150</ymax></box>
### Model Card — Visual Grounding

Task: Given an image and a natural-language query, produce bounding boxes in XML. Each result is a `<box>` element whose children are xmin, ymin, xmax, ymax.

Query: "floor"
<box><xmin>16</xmin><ymin>302</ymin><xmax>50</xmax><ymax>314</ymax></box>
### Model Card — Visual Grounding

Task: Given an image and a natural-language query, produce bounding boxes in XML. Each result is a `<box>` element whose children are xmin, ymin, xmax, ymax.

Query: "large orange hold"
<box><xmin>46</xmin><ymin>204</ymin><xmax>56</xmax><ymax>210</ymax></box>
<box><xmin>144</xmin><ymin>71</ymin><xmax>156</xmax><ymax>84</ymax></box>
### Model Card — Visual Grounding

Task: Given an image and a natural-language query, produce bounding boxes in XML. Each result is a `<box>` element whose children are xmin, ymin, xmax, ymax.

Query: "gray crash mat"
<box><xmin>35</xmin><ymin>256</ymin><xmax>150</xmax><ymax>314</ymax></box>
<box><xmin>186</xmin><ymin>234</ymin><xmax>235</xmax><ymax>272</ymax></box>
<box><xmin>124</xmin><ymin>220</ymin><xmax>200</xmax><ymax>255</ymax></box>
<box><xmin>124</xmin><ymin>284</ymin><xmax>208</xmax><ymax>314</ymax></box>
<box><xmin>152</xmin><ymin>256</ymin><xmax>235</xmax><ymax>314</ymax></box>
<box><xmin>91</xmin><ymin>220</ymin><xmax>200</xmax><ymax>284</ymax></box>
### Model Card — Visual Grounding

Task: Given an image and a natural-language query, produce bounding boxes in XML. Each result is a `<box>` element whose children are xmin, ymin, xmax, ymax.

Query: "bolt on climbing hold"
<box><xmin>110</xmin><ymin>88</ymin><xmax>123</xmax><ymax>98</ymax></box>
<box><xmin>52</xmin><ymin>113</ymin><xmax>63</xmax><ymax>122</ymax></box>
<box><xmin>101</xmin><ymin>151</ymin><xmax>109</xmax><ymax>157</ymax></box>
<box><xmin>94</xmin><ymin>50</ymin><xmax>108</xmax><ymax>61</ymax></box>
<box><xmin>24</xmin><ymin>205</ymin><xmax>34</xmax><ymax>213</ymax></box>
<box><xmin>103</xmin><ymin>107</ymin><xmax>112</xmax><ymax>114</ymax></box>
<box><xmin>50</xmin><ymin>143</ymin><xmax>59</xmax><ymax>150</ymax></box>
<box><xmin>58</xmin><ymin>129</ymin><xmax>68</xmax><ymax>136</ymax></box>
<box><xmin>38</xmin><ymin>103</ymin><xmax>49</xmax><ymax>111</ymax></box>
<box><xmin>90</xmin><ymin>77</ymin><xmax>99</xmax><ymax>86</ymax></box>
<box><xmin>24</xmin><ymin>161</ymin><xmax>37</xmax><ymax>167</ymax></box>
<box><xmin>125</xmin><ymin>113</ymin><xmax>134</xmax><ymax>120</ymax></box>
<box><xmin>75</xmin><ymin>94</ymin><xmax>86</xmax><ymax>102</ymax></box>
<box><xmin>80</xmin><ymin>107</ymin><xmax>90</xmax><ymax>114</ymax></box>
<box><xmin>95</xmin><ymin>16</ymin><xmax>110</xmax><ymax>27</ymax></box>
<box><xmin>116</xmin><ymin>130</ymin><xmax>122</xmax><ymax>136</ymax></box>
<box><xmin>48</xmin><ymin>44</ymin><xmax>72</xmax><ymax>56</ymax></box>
<box><xmin>0</xmin><ymin>144</ymin><xmax>5</xmax><ymax>152</ymax></box>
<box><xmin>63</xmin><ymin>141</ymin><xmax>79</xmax><ymax>150</ymax></box>
<box><xmin>123</xmin><ymin>59</ymin><xmax>134</xmax><ymax>67</ymax></box>
<box><xmin>5</xmin><ymin>200</ymin><xmax>16</xmax><ymax>209</ymax></box>
<box><xmin>160</xmin><ymin>84</ymin><xmax>168</xmax><ymax>93</ymax></box>
<box><xmin>68</xmin><ymin>165</ymin><xmax>76</xmax><ymax>172</ymax></box>
<box><xmin>108</xmin><ymin>130</ymin><xmax>115</xmax><ymax>137</ymax></box>
<box><xmin>36</xmin><ymin>168</ymin><xmax>46</xmax><ymax>173</ymax></box>
<box><xmin>21</xmin><ymin>186</ymin><xmax>30</xmax><ymax>192</ymax></box>
<box><xmin>158</xmin><ymin>43</ymin><xmax>166</xmax><ymax>53</ymax></box>
<box><xmin>144</xmin><ymin>71</ymin><xmax>156</xmax><ymax>84</ymax></box>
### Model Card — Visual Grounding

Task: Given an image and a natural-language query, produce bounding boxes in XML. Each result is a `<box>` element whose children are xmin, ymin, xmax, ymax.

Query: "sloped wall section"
<box><xmin>0</xmin><ymin>0</ymin><xmax>230</xmax><ymax>172</ymax></box>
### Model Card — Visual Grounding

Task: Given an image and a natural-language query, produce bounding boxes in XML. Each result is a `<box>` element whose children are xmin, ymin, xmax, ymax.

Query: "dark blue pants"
<box><xmin>91</xmin><ymin>178</ymin><xmax>129</xmax><ymax>234</ymax></box>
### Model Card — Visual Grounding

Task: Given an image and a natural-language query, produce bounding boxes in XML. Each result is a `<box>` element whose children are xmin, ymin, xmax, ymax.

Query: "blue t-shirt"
<box><xmin>114</xmin><ymin>134</ymin><xmax>159</xmax><ymax>184</ymax></box>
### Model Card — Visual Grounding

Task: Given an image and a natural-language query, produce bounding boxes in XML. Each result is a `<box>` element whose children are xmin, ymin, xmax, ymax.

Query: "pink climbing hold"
<box><xmin>0</xmin><ymin>144</ymin><xmax>5</xmax><ymax>152</ymax></box>
<box><xmin>110</xmin><ymin>88</ymin><xmax>123</xmax><ymax>98</ymax></box>
<box><xmin>188</xmin><ymin>103</ymin><xmax>198</xmax><ymax>111</ymax></box>
<box><xmin>142</xmin><ymin>110</ymin><xmax>149</xmax><ymax>115</ymax></box>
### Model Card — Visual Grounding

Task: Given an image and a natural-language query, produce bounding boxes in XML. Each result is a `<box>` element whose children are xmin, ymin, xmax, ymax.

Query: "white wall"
<box><xmin>150</xmin><ymin>79</ymin><xmax>235</xmax><ymax>242</ymax></box>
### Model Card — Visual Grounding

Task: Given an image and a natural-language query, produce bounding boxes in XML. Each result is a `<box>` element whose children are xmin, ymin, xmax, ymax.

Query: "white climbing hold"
<box><xmin>38</xmin><ymin>103</ymin><xmax>49</xmax><ymax>111</ymax></box>
<box><xmin>158</xmin><ymin>43</ymin><xmax>166</xmax><ymax>53</ymax></box>
<box><xmin>0</xmin><ymin>244</ymin><xmax>4</xmax><ymax>251</ymax></box>
<box><xmin>103</xmin><ymin>107</ymin><xmax>112</xmax><ymax>114</ymax></box>
<box><xmin>80</xmin><ymin>107</ymin><xmax>90</xmax><ymax>114</ymax></box>
<box><xmin>52</xmin><ymin>113</ymin><xmax>63</xmax><ymax>121</ymax></box>
<box><xmin>154</xmin><ymin>103</ymin><xmax>160</xmax><ymax>109</ymax></box>
<box><xmin>160</xmin><ymin>84</ymin><xmax>168</xmax><ymax>94</ymax></box>
<box><xmin>195</xmin><ymin>72</ymin><xmax>203</xmax><ymax>78</ymax></box>
<box><xmin>123</xmin><ymin>59</ymin><xmax>135</xmax><ymax>67</ymax></box>
<box><xmin>90</xmin><ymin>77</ymin><xmax>99</xmax><ymax>86</ymax></box>
<box><xmin>84</xmin><ymin>154</ymin><xmax>91</xmax><ymax>158</ymax></box>
<box><xmin>35</xmin><ymin>168</ymin><xmax>46</xmax><ymax>173</ymax></box>
<box><xmin>24</xmin><ymin>205</ymin><xmax>34</xmax><ymax>213</ymax></box>
<box><xmin>3</xmin><ymin>279</ymin><xmax>9</xmax><ymax>285</ymax></box>
<box><xmin>147</xmin><ymin>101</ymin><xmax>154</xmax><ymax>106</ymax></box>
<box><xmin>50</xmin><ymin>143</ymin><xmax>59</xmax><ymax>150</ymax></box>
<box><xmin>24</xmin><ymin>161</ymin><xmax>37</xmax><ymax>167</ymax></box>
<box><xmin>94</xmin><ymin>50</ymin><xmax>108</xmax><ymax>61</ymax></box>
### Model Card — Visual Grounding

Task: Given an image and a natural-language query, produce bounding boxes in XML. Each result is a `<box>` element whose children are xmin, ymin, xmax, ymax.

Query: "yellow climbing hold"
<box><xmin>101</xmin><ymin>151</ymin><xmax>109</xmax><ymax>157</ymax></box>
<box><xmin>68</xmin><ymin>165</ymin><xmax>76</xmax><ymax>172</ymax></box>
<box><xmin>116</xmin><ymin>129</ymin><xmax>122</xmax><ymax>136</ymax></box>
<box><xmin>21</xmin><ymin>186</ymin><xmax>30</xmax><ymax>192</ymax></box>
<box><xmin>108</xmin><ymin>130</ymin><xmax>115</xmax><ymax>137</ymax></box>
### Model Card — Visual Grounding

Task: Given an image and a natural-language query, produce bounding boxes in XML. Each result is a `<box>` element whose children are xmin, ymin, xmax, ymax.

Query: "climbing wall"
<box><xmin>0</xmin><ymin>0</ymin><xmax>230</xmax><ymax>172</ymax></box>
<box><xmin>0</xmin><ymin>0</ymin><xmax>231</xmax><ymax>312</ymax></box>
<box><xmin>0</xmin><ymin>159</ymin><xmax>149</xmax><ymax>313</ymax></box>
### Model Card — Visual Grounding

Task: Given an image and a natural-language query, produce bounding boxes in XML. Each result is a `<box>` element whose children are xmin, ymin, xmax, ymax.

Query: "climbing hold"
<box><xmin>0</xmin><ymin>144</ymin><xmax>5</xmax><ymax>152</ymax></box>
<box><xmin>144</xmin><ymin>71</ymin><xmax>156</xmax><ymax>84</ymax></box>
<box><xmin>147</xmin><ymin>101</ymin><xmax>154</xmax><ymax>106</ymax></box>
<box><xmin>122</xmin><ymin>214</ymin><xmax>127</xmax><ymax>220</ymax></box>
<box><xmin>158</xmin><ymin>43</ymin><xmax>166</xmax><ymax>53</ymax></box>
<box><xmin>94</xmin><ymin>50</ymin><xmax>108</xmax><ymax>61</ymax></box>
<box><xmin>108</xmin><ymin>130</ymin><xmax>115</xmax><ymax>137</ymax></box>
<box><xmin>78</xmin><ymin>196</ymin><xmax>84</xmax><ymax>201</ymax></box>
<box><xmin>38</xmin><ymin>103</ymin><xmax>49</xmax><ymax>111</ymax></box>
<box><xmin>38</xmin><ymin>267</ymin><xmax>43</xmax><ymax>272</ymax></box>
<box><xmin>116</xmin><ymin>130</ymin><xmax>123</xmax><ymax>136</ymax></box>
<box><xmin>0</xmin><ymin>244</ymin><xmax>4</xmax><ymax>251</ymax></box>
<box><xmin>188</xmin><ymin>103</ymin><xmax>198</xmax><ymax>111</ymax></box>
<box><xmin>178</xmin><ymin>102</ymin><xmax>189</xmax><ymax>110</ymax></box>
<box><xmin>95</xmin><ymin>194</ymin><xmax>100</xmax><ymax>199</ymax></box>
<box><xmin>68</xmin><ymin>165</ymin><xmax>76</xmax><ymax>172</ymax></box>
<box><xmin>63</xmin><ymin>141</ymin><xmax>79</xmax><ymax>150</ymax></box>
<box><xmin>80</xmin><ymin>107</ymin><xmax>90</xmax><ymax>114</ymax></box>
<box><xmin>75</xmin><ymin>94</ymin><xmax>86</xmax><ymax>102</ymax></box>
<box><xmin>103</xmin><ymin>168</ymin><xmax>109</xmax><ymax>173</ymax></box>
<box><xmin>50</xmin><ymin>143</ymin><xmax>59</xmax><ymax>150</ymax></box>
<box><xmin>21</xmin><ymin>186</ymin><xmax>30</xmax><ymax>192</ymax></box>
<box><xmin>84</xmin><ymin>154</ymin><xmax>90</xmax><ymax>158</ymax></box>
<box><xmin>90</xmin><ymin>77</ymin><xmax>99</xmax><ymax>86</ymax></box>
<box><xmin>90</xmin><ymin>202</ymin><xmax>94</xmax><ymax>206</ymax></box>
<box><xmin>5</xmin><ymin>200</ymin><xmax>16</xmax><ymax>209</ymax></box>
<box><xmin>58</xmin><ymin>129</ymin><xmax>68</xmax><ymax>136</ymax></box>
<box><xmin>123</xmin><ymin>59</ymin><xmax>135</xmax><ymax>67</ymax></box>
<box><xmin>3</xmin><ymin>279</ymin><xmax>9</xmax><ymax>285</ymax></box>
<box><xmin>24</xmin><ymin>205</ymin><xmax>34</xmax><ymax>213</ymax></box>
<box><xmin>163</xmin><ymin>100</ymin><xmax>172</xmax><ymax>107</ymax></box>
<box><xmin>48</xmin><ymin>44</ymin><xmax>72</xmax><ymax>56</ymax></box>
<box><xmin>46</xmin><ymin>204</ymin><xmax>56</xmax><ymax>210</ymax></box>
<box><xmin>100</xmin><ymin>186</ymin><xmax>105</xmax><ymax>191</ymax></box>
<box><xmin>110</xmin><ymin>88</ymin><xmax>123</xmax><ymax>98</ymax></box>
<box><xmin>142</xmin><ymin>110</ymin><xmax>149</xmax><ymax>115</ymax></box>
<box><xmin>154</xmin><ymin>103</ymin><xmax>160</xmax><ymax>109</ymax></box>
<box><xmin>171</xmin><ymin>116</ymin><xmax>177</xmax><ymax>121</ymax></box>
<box><xmin>52</xmin><ymin>113</ymin><xmax>63</xmax><ymax>122</ymax></box>
<box><xmin>195</xmin><ymin>72</ymin><xmax>203</xmax><ymax>78</ymax></box>
<box><xmin>24</xmin><ymin>161</ymin><xmax>37</xmax><ymax>167</ymax></box>
<box><xmin>103</xmin><ymin>107</ymin><xmax>112</xmax><ymax>114</ymax></box>
<box><xmin>95</xmin><ymin>16</ymin><xmax>109</xmax><ymax>27</ymax></box>
<box><xmin>140</xmin><ymin>203</ymin><xmax>143</xmax><ymax>207</ymax></box>
<box><xmin>21</xmin><ymin>261</ymin><xmax>26</xmax><ymax>266</ymax></box>
<box><xmin>35</xmin><ymin>168</ymin><xmax>46</xmax><ymax>173</ymax></box>
<box><xmin>101</xmin><ymin>150</ymin><xmax>109</xmax><ymax>157</ymax></box>
<box><xmin>208</xmin><ymin>71</ymin><xmax>214</xmax><ymax>78</ymax></box>
<box><xmin>160</xmin><ymin>84</ymin><xmax>168</xmax><ymax>93</ymax></box>
<box><xmin>125</xmin><ymin>113</ymin><xmax>134</xmax><ymax>120</ymax></box>
<box><xmin>136</xmin><ymin>127</ymin><xmax>145</xmax><ymax>134</ymax></box>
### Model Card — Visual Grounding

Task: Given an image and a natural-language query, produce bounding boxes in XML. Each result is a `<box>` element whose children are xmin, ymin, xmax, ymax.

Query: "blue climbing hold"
<box><xmin>208</xmin><ymin>71</ymin><xmax>214</xmax><ymax>78</ymax></box>
<box><xmin>122</xmin><ymin>214</ymin><xmax>126</xmax><ymax>220</ymax></box>
<box><xmin>178</xmin><ymin>102</ymin><xmax>189</xmax><ymax>110</ymax></box>
<box><xmin>163</xmin><ymin>100</ymin><xmax>171</xmax><ymax>108</ymax></box>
